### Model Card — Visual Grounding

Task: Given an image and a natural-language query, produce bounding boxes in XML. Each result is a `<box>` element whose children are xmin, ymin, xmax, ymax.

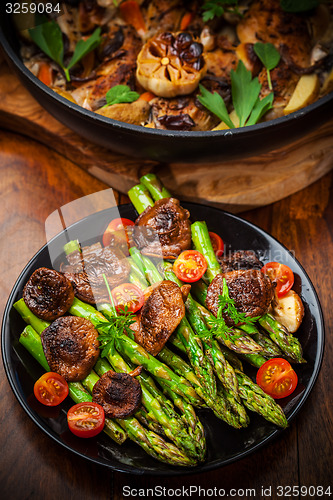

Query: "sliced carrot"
<box><xmin>180</xmin><ymin>12</ymin><xmax>194</xmax><ymax>31</ymax></box>
<box><xmin>139</xmin><ymin>91</ymin><xmax>156</xmax><ymax>102</ymax></box>
<box><xmin>120</xmin><ymin>1</ymin><xmax>146</xmax><ymax>35</ymax></box>
<box><xmin>37</xmin><ymin>62</ymin><xmax>53</xmax><ymax>86</ymax></box>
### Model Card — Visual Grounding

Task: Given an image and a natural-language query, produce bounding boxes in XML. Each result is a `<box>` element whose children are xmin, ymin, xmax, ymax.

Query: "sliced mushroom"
<box><xmin>92</xmin><ymin>370</ymin><xmax>142</xmax><ymax>418</ymax></box>
<box><xmin>41</xmin><ymin>316</ymin><xmax>100</xmax><ymax>382</ymax></box>
<box><xmin>270</xmin><ymin>290</ymin><xmax>304</xmax><ymax>333</ymax></box>
<box><xmin>23</xmin><ymin>268</ymin><xmax>74</xmax><ymax>321</ymax></box>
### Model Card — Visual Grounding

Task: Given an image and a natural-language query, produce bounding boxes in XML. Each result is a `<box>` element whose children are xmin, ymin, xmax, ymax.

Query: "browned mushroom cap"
<box><xmin>61</xmin><ymin>243</ymin><xmax>131</xmax><ymax>304</ymax></box>
<box><xmin>23</xmin><ymin>267</ymin><xmax>74</xmax><ymax>321</ymax></box>
<box><xmin>133</xmin><ymin>198</ymin><xmax>191</xmax><ymax>259</ymax></box>
<box><xmin>92</xmin><ymin>370</ymin><xmax>142</xmax><ymax>419</ymax></box>
<box><xmin>206</xmin><ymin>270</ymin><xmax>274</xmax><ymax>326</ymax></box>
<box><xmin>133</xmin><ymin>280</ymin><xmax>187</xmax><ymax>356</ymax></box>
<box><xmin>41</xmin><ymin>316</ymin><xmax>100</xmax><ymax>382</ymax></box>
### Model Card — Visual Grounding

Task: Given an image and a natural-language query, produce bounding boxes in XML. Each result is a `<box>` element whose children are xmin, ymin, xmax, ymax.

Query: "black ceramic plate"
<box><xmin>1</xmin><ymin>203</ymin><xmax>324</xmax><ymax>475</ymax></box>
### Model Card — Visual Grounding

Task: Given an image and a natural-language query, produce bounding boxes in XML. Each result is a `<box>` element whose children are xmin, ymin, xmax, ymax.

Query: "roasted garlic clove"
<box><xmin>136</xmin><ymin>32</ymin><xmax>207</xmax><ymax>98</ymax></box>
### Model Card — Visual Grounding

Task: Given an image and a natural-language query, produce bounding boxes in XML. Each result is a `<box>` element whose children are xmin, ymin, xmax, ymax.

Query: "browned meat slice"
<box><xmin>133</xmin><ymin>198</ymin><xmax>191</xmax><ymax>259</ymax></box>
<box><xmin>61</xmin><ymin>243</ymin><xmax>131</xmax><ymax>304</ymax></box>
<box><xmin>206</xmin><ymin>270</ymin><xmax>274</xmax><ymax>325</ymax></box>
<box><xmin>41</xmin><ymin>316</ymin><xmax>100</xmax><ymax>382</ymax></box>
<box><xmin>92</xmin><ymin>370</ymin><xmax>142</xmax><ymax>418</ymax></box>
<box><xmin>71</xmin><ymin>25</ymin><xmax>141</xmax><ymax>110</ymax></box>
<box><xmin>132</xmin><ymin>280</ymin><xmax>187</xmax><ymax>356</ymax></box>
<box><xmin>218</xmin><ymin>250</ymin><xmax>263</xmax><ymax>273</ymax></box>
<box><xmin>237</xmin><ymin>0</ymin><xmax>312</xmax><ymax>70</ymax></box>
<box><xmin>23</xmin><ymin>268</ymin><xmax>74</xmax><ymax>321</ymax></box>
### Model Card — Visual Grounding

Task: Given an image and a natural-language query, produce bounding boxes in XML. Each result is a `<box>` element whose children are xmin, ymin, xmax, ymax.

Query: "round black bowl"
<box><xmin>1</xmin><ymin>13</ymin><xmax>333</xmax><ymax>163</ymax></box>
<box><xmin>1</xmin><ymin>202</ymin><xmax>325</xmax><ymax>475</ymax></box>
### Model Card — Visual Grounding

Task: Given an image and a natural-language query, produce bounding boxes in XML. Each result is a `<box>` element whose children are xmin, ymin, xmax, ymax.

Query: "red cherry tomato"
<box><xmin>209</xmin><ymin>232</ymin><xmax>224</xmax><ymax>257</ymax></box>
<box><xmin>173</xmin><ymin>250</ymin><xmax>207</xmax><ymax>283</ymax></box>
<box><xmin>102</xmin><ymin>218</ymin><xmax>134</xmax><ymax>249</ymax></box>
<box><xmin>34</xmin><ymin>372</ymin><xmax>69</xmax><ymax>406</ymax></box>
<box><xmin>112</xmin><ymin>283</ymin><xmax>144</xmax><ymax>313</ymax></box>
<box><xmin>261</xmin><ymin>262</ymin><xmax>294</xmax><ymax>297</ymax></box>
<box><xmin>256</xmin><ymin>358</ymin><xmax>298</xmax><ymax>399</ymax></box>
<box><xmin>67</xmin><ymin>402</ymin><xmax>105</xmax><ymax>438</ymax></box>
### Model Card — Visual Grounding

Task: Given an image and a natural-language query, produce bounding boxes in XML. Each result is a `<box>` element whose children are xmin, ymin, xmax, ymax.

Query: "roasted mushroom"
<box><xmin>133</xmin><ymin>198</ymin><xmax>191</xmax><ymax>259</ymax></box>
<box><xmin>23</xmin><ymin>267</ymin><xmax>74</xmax><ymax>321</ymax></box>
<box><xmin>61</xmin><ymin>243</ymin><xmax>131</xmax><ymax>304</ymax></box>
<box><xmin>218</xmin><ymin>250</ymin><xmax>263</xmax><ymax>273</ymax></box>
<box><xmin>136</xmin><ymin>31</ymin><xmax>207</xmax><ymax>97</ymax></box>
<box><xmin>41</xmin><ymin>316</ymin><xmax>100</xmax><ymax>382</ymax></box>
<box><xmin>131</xmin><ymin>280</ymin><xmax>189</xmax><ymax>356</ymax></box>
<box><xmin>92</xmin><ymin>369</ymin><xmax>142</xmax><ymax>418</ymax></box>
<box><xmin>206</xmin><ymin>270</ymin><xmax>274</xmax><ymax>326</ymax></box>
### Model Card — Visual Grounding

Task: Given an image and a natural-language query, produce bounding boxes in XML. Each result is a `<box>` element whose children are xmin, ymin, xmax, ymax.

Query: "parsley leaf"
<box><xmin>29</xmin><ymin>21</ymin><xmax>102</xmax><ymax>82</ymax></box>
<box><xmin>197</xmin><ymin>84</ymin><xmax>235</xmax><ymax>128</ymax></box>
<box><xmin>198</xmin><ymin>61</ymin><xmax>274</xmax><ymax>128</ymax></box>
<box><xmin>253</xmin><ymin>43</ymin><xmax>280</xmax><ymax>90</ymax></box>
<box><xmin>202</xmin><ymin>0</ymin><xmax>240</xmax><ymax>22</ymax></box>
<box><xmin>201</xmin><ymin>278</ymin><xmax>260</xmax><ymax>342</ymax></box>
<box><xmin>105</xmin><ymin>85</ymin><xmax>140</xmax><ymax>106</ymax></box>
<box><xmin>96</xmin><ymin>308</ymin><xmax>136</xmax><ymax>357</ymax></box>
<box><xmin>280</xmin><ymin>0</ymin><xmax>318</xmax><ymax>13</ymax></box>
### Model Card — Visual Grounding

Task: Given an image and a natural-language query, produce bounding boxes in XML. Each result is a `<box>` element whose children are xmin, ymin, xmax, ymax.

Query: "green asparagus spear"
<box><xmin>191</xmin><ymin>221</ymin><xmax>221</xmax><ymax>282</ymax></box>
<box><xmin>258</xmin><ymin>314</ymin><xmax>305</xmax><ymax>363</ymax></box>
<box><xmin>128</xmin><ymin>184</ymin><xmax>154</xmax><ymax>214</ymax></box>
<box><xmin>140</xmin><ymin>173</ymin><xmax>172</xmax><ymax>200</ymax></box>
<box><xmin>235</xmin><ymin>370</ymin><xmax>288</xmax><ymax>428</ymax></box>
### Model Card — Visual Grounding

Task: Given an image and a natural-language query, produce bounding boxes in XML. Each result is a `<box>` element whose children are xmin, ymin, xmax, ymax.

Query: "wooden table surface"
<box><xmin>0</xmin><ymin>129</ymin><xmax>332</xmax><ymax>500</ymax></box>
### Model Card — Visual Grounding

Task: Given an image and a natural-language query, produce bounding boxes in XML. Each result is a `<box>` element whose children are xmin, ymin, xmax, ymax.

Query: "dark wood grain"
<box><xmin>0</xmin><ymin>129</ymin><xmax>332</xmax><ymax>500</ymax></box>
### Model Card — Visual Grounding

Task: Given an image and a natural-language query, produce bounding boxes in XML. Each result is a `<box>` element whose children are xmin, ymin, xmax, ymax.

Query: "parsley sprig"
<box><xmin>96</xmin><ymin>308</ymin><xmax>136</xmax><ymax>357</ymax></box>
<box><xmin>198</xmin><ymin>61</ymin><xmax>274</xmax><ymax>128</ymax></box>
<box><xmin>200</xmin><ymin>278</ymin><xmax>259</xmax><ymax>342</ymax></box>
<box><xmin>202</xmin><ymin>0</ymin><xmax>241</xmax><ymax>22</ymax></box>
<box><xmin>29</xmin><ymin>20</ymin><xmax>102</xmax><ymax>82</ymax></box>
<box><xmin>253</xmin><ymin>43</ymin><xmax>280</xmax><ymax>91</ymax></box>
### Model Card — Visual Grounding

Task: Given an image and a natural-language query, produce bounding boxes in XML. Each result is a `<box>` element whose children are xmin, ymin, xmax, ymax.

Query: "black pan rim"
<box><xmin>1</xmin><ymin>201</ymin><xmax>325</xmax><ymax>476</ymax></box>
<box><xmin>1</xmin><ymin>24</ymin><xmax>332</xmax><ymax>139</ymax></box>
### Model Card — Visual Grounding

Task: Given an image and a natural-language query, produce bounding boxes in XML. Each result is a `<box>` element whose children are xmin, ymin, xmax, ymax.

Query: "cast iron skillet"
<box><xmin>1</xmin><ymin>12</ymin><xmax>333</xmax><ymax>163</ymax></box>
<box><xmin>1</xmin><ymin>202</ymin><xmax>324</xmax><ymax>476</ymax></box>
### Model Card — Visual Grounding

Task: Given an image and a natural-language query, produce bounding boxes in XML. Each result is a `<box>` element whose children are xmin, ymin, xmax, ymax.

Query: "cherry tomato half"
<box><xmin>102</xmin><ymin>218</ymin><xmax>134</xmax><ymax>249</ymax></box>
<box><xmin>34</xmin><ymin>372</ymin><xmax>69</xmax><ymax>406</ymax></box>
<box><xmin>261</xmin><ymin>262</ymin><xmax>294</xmax><ymax>298</ymax></box>
<box><xmin>67</xmin><ymin>402</ymin><xmax>105</xmax><ymax>438</ymax></box>
<box><xmin>256</xmin><ymin>358</ymin><xmax>298</xmax><ymax>399</ymax></box>
<box><xmin>173</xmin><ymin>250</ymin><xmax>207</xmax><ymax>283</ymax></box>
<box><xmin>209</xmin><ymin>232</ymin><xmax>224</xmax><ymax>258</ymax></box>
<box><xmin>112</xmin><ymin>283</ymin><xmax>144</xmax><ymax>313</ymax></box>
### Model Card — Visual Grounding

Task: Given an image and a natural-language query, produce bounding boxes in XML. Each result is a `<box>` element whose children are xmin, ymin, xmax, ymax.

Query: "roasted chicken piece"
<box><xmin>23</xmin><ymin>268</ymin><xmax>74</xmax><ymax>321</ymax></box>
<box><xmin>206</xmin><ymin>270</ymin><xmax>274</xmax><ymax>326</ymax></box>
<box><xmin>237</xmin><ymin>0</ymin><xmax>313</xmax><ymax>70</ymax></box>
<box><xmin>131</xmin><ymin>280</ymin><xmax>190</xmax><ymax>355</ymax></box>
<box><xmin>71</xmin><ymin>24</ymin><xmax>141</xmax><ymax>110</ymax></box>
<box><xmin>96</xmin><ymin>99</ymin><xmax>150</xmax><ymax>125</ymax></box>
<box><xmin>92</xmin><ymin>369</ymin><xmax>142</xmax><ymax>418</ymax></box>
<box><xmin>61</xmin><ymin>242</ymin><xmax>131</xmax><ymax>304</ymax></box>
<box><xmin>41</xmin><ymin>316</ymin><xmax>100</xmax><ymax>382</ymax></box>
<box><xmin>133</xmin><ymin>198</ymin><xmax>191</xmax><ymax>259</ymax></box>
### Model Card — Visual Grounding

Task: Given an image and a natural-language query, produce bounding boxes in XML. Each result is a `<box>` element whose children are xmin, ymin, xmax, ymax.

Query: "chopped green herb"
<box><xmin>280</xmin><ymin>0</ymin><xmax>318</xmax><ymax>13</ymax></box>
<box><xmin>198</xmin><ymin>61</ymin><xmax>274</xmax><ymax>128</ymax></box>
<box><xmin>200</xmin><ymin>278</ymin><xmax>260</xmax><ymax>342</ymax></box>
<box><xmin>29</xmin><ymin>21</ymin><xmax>102</xmax><ymax>82</ymax></box>
<box><xmin>254</xmin><ymin>43</ymin><xmax>281</xmax><ymax>90</ymax></box>
<box><xmin>96</xmin><ymin>309</ymin><xmax>136</xmax><ymax>357</ymax></box>
<box><xmin>202</xmin><ymin>0</ymin><xmax>240</xmax><ymax>22</ymax></box>
<box><xmin>105</xmin><ymin>85</ymin><xmax>140</xmax><ymax>106</ymax></box>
